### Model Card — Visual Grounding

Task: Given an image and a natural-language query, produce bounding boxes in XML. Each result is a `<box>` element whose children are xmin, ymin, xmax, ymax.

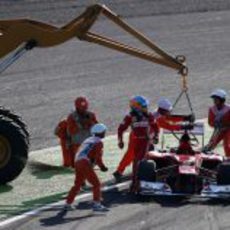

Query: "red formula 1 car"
<box><xmin>138</xmin><ymin>122</ymin><xmax>230</xmax><ymax>198</ymax></box>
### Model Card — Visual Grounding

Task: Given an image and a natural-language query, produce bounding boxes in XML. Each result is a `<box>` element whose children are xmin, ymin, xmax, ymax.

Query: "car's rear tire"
<box><xmin>217</xmin><ymin>162</ymin><xmax>230</xmax><ymax>185</ymax></box>
<box><xmin>0</xmin><ymin>109</ymin><xmax>29</xmax><ymax>184</ymax></box>
<box><xmin>201</xmin><ymin>159</ymin><xmax>221</xmax><ymax>171</ymax></box>
<box><xmin>137</xmin><ymin>160</ymin><xmax>156</xmax><ymax>182</ymax></box>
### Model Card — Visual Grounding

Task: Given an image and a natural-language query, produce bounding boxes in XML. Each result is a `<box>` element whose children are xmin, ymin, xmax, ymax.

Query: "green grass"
<box><xmin>0</xmin><ymin>121</ymin><xmax>223</xmax><ymax>221</ymax></box>
<box><xmin>0</xmin><ymin>134</ymin><xmax>130</xmax><ymax>220</ymax></box>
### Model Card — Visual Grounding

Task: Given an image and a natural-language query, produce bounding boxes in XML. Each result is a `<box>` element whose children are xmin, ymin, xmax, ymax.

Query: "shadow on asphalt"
<box><xmin>101</xmin><ymin>188</ymin><xmax>230</xmax><ymax>209</ymax></box>
<box><xmin>0</xmin><ymin>192</ymin><xmax>66</xmax><ymax>217</ymax></box>
<box><xmin>1</xmin><ymin>182</ymin><xmax>229</xmax><ymax>226</ymax></box>
<box><xmin>200</xmin><ymin>198</ymin><xmax>230</xmax><ymax>207</ymax></box>
<box><xmin>37</xmin><ymin>188</ymin><xmax>230</xmax><ymax>227</ymax></box>
<box><xmin>28</xmin><ymin>160</ymin><xmax>73</xmax><ymax>179</ymax></box>
<box><xmin>134</xmin><ymin>195</ymin><xmax>230</xmax><ymax>208</ymax></box>
<box><xmin>39</xmin><ymin>210</ymin><xmax>96</xmax><ymax>227</ymax></box>
<box><xmin>0</xmin><ymin>177</ymin><xmax>125</xmax><ymax>220</ymax></box>
<box><xmin>36</xmin><ymin>188</ymin><xmax>135</xmax><ymax>227</ymax></box>
<box><xmin>39</xmin><ymin>205</ymin><xmax>106</xmax><ymax>227</ymax></box>
<box><xmin>100</xmin><ymin>188</ymin><xmax>191</xmax><ymax>208</ymax></box>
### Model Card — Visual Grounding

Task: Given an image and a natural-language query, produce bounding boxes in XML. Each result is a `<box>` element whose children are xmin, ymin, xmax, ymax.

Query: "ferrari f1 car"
<box><xmin>138</xmin><ymin>122</ymin><xmax>230</xmax><ymax>198</ymax></box>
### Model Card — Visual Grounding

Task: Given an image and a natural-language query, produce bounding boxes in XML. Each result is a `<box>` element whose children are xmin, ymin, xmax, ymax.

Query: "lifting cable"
<box><xmin>172</xmin><ymin>78</ymin><xmax>194</xmax><ymax>115</ymax></box>
<box><xmin>172</xmin><ymin>56</ymin><xmax>194</xmax><ymax>114</ymax></box>
<box><xmin>0</xmin><ymin>40</ymin><xmax>36</xmax><ymax>74</ymax></box>
<box><xmin>170</xmin><ymin>56</ymin><xmax>199</xmax><ymax>144</ymax></box>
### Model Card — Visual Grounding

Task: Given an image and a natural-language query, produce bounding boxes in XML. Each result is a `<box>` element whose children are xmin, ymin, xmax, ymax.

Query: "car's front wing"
<box><xmin>139</xmin><ymin>181</ymin><xmax>230</xmax><ymax>198</ymax></box>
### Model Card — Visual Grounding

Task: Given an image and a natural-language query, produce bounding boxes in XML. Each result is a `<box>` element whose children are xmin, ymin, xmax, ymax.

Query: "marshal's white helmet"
<box><xmin>91</xmin><ymin>123</ymin><xmax>107</xmax><ymax>135</ymax></box>
<box><xmin>157</xmin><ymin>98</ymin><xmax>173</xmax><ymax>111</ymax></box>
<box><xmin>211</xmin><ymin>89</ymin><xmax>227</xmax><ymax>100</ymax></box>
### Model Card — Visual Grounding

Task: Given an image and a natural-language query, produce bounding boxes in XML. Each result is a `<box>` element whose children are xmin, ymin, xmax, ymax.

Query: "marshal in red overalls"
<box><xmin>55</xmin><ymin>97</ymin><xmax>97</xmax><ymax>167</ymax></box>
<box><xmin>205</xmin><ymin>89</ymin><xmax>230</xmax><ymax>156</ymax></box>
<box><xmin>66</xmin><ymin>123</ymin><xmax>108</xmax><ymax>210</ymax></box>
<box><xmin>207</xmin><ymin>104</ymin><xmax>230</xmax><ymax>156</ymax></box>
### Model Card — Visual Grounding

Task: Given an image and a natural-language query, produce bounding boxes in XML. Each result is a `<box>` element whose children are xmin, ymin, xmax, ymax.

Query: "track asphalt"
<box><xmin>0</xmin><ymin>1</ymin><xmax>230</xmax><ymax>229</ymax></box>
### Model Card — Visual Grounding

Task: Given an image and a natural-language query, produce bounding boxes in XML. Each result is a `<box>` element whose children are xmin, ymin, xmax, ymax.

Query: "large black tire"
<box><xmin>217</xmin><ymin>162</ymin><xmax>230</xmax><ymax>185</ymax></box>
<box><xmin>137</xmin><ymin>160</ymin><xmax>156</xmax><ymax>182</ymax></box>
<box><xmin>0</xmin><ymin>108</ymin><xmax>29</xmax><ymax>184</ymax></box>
<box><xmin>0</xmin><ymin>108</ymin><xmax>29</xmax><ymax>143</ymax></box>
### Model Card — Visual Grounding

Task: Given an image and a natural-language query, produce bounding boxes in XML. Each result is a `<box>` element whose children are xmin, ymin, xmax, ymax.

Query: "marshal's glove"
<box><xmin>118</xmin><ymin>141</ymin><xmax>124</xmax><ymax>149</ymax></box>
<box><xmin>201</xmin><ymin>145</ymin><xmax>213</xmax><ymax>155</ymax></box>
<box><xmin>184</xmin><ymin>114</ymin><xmax>195</xmax><ymax>123</ymax></box>
<box><xmin>181</xmin><ymin>124</ymin><xmax>194</xmax><ymax>130</ymax></box>
<box><xmin>100</xmin><ymin>166</ymin><xmax>108</xmax><ymax>172</ymax></box>
<box><xmin>153</xmin><ymin>136</ymin><xmax>159</xmax><ymax>145</ymax></box>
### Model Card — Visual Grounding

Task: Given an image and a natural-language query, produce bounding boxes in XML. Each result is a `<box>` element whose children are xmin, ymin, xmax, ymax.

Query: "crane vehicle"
<box><xmin>0</xmin><ymin>4</ymin><xmax>188</xmax><ymax>184</ymax></box>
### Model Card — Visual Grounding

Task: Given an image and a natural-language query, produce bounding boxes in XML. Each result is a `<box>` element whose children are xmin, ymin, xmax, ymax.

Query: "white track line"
<box><xmin>0</xmin><ymin>181</ymin><xmax>130</xmax><ymax>228</ymax></box>
<box><xmin>0</xmin><ymin>133</ymin><xmax>126</xmax><ymax>227</ymax></box>
<box><xmin>0</xmin><ymin>118</ymin><xmax>207</xmax><ymax>227</ymax></box>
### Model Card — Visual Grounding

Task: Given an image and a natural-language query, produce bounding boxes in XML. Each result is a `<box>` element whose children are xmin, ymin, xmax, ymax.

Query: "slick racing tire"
<box><xmin>0</xmin><ymin>108</ymin><xmax>29</xmax><ymax>184</ymax></box>
<box><xmin>137</xmin><ymin>160</ymin><xmax>156</xmax><ymax>182</ymax></box>
<box><xmin>217</xmin><ymin>162</ymin><xmax>230</xmax><ymax>185</ymax></box>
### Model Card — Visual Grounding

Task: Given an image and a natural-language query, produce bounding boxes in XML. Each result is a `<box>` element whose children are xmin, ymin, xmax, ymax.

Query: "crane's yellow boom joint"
<box><xmin>0</xmin><ymin>4</ymin><xmax>187</xmax><ymax>75</ymax></box>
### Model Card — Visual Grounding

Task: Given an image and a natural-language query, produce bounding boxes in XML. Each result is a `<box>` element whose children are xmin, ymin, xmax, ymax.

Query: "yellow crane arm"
<box><xmin>0</xmin><ymin>4</ymin><xmax>187</xmax><ymax>75</ymax></box>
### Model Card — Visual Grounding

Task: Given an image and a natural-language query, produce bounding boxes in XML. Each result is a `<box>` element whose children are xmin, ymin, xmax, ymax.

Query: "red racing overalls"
<box><xmin>117</xmin><ymin>112</ymin><xmax>157</xmax><ymax>189</ymax></box>
<box><xmin>66</xmin><ymin>136</ymin><xmax>106</xmax><ymax>204</ymax></box>
<box><xmin>207</xmin><ymin>104</ymin><xmax>230</xmax><ymax>156</ymax></box>
<box><xmin>153</xmin><ymin>111</ymin><xmax>185</xmax><ymax>131</ymax></box>
<box><xmin>66</xmin><ymin>110</ymin><xmax>97</xmax><ymax>167</ymax></box>
<box><xmin>54</xmin><ymin>119</ymin><xmax>71</xmax><ymax>167</ymax></box>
